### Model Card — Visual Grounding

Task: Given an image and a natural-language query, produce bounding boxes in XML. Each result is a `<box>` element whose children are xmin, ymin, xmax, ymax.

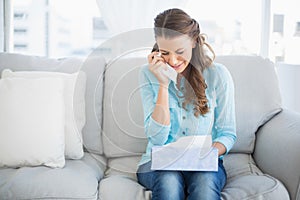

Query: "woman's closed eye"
<box><xmin>161</xmin><ymin>51</ymin><xmax>184</xmax><ymax>56</ymax></box>
<box><xmin>176</xmin><ymin>50</ymin><xmax>184</xmax><ymax>55</ymax></box>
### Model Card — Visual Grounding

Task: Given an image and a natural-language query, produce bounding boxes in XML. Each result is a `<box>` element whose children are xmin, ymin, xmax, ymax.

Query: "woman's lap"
<box><xmin>137</xmin><ymin>159</ymin><xmax>226</xmax><ymax>200</ymax></box>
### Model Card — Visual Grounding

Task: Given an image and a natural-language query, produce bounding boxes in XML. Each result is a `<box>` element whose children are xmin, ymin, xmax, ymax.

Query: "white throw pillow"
<box><xmin>0</xmin><ymin>77</ymin><xmax>65</xmax><ymax>168</ymax></box>
<box><xmin>2</xmin><ymin>69</ymin><xmax>86</xmax><ymax>159</ymax></box>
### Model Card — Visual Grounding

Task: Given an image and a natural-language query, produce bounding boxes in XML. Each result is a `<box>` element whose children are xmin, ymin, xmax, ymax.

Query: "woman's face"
<box><xmin>156</xmin><ymin>35</ymin><xmax>195</xmax><ymax>74</ymax></box>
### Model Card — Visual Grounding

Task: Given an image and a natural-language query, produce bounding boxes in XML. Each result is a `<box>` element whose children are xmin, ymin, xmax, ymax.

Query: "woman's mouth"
<box><xmin>171</xmin><ymin>63</ymin><xmax>183</xmax><ymax>70</ymax></box>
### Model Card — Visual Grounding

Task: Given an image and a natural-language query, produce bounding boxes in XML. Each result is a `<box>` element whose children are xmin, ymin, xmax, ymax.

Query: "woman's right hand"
<box><xmin>147</xmin><ymin>52</ymin><xmax>169</xmax><ymax>87</ymax></box>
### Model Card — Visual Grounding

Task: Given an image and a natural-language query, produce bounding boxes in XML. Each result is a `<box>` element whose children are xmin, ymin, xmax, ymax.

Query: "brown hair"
<box><xmin>153</xmin><ymin>8</ymin><xmax>215</xmax><ymax>117</ymax></box>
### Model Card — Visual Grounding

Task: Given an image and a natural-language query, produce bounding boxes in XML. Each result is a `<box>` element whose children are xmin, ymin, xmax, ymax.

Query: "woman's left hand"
<box><xmin>212</xmin><ymin>142</ymin><xmax>226</xmax><ymax>156</ymax></box>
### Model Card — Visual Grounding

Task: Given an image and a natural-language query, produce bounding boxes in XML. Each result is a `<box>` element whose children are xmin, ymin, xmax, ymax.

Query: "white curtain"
<box><xmin>96</xmin><ymin>0</ymin><xmax>188</xmax><ymax>35</ymax></box>
<box><xmin>0</xmin><ymin>0</ymin><xmax>4</xmax><ymax>51</ymax></box>
<box><xmin>0</xmin><ymin>0</ymin><xmax>12</xmax><ymax>52</ymax></box>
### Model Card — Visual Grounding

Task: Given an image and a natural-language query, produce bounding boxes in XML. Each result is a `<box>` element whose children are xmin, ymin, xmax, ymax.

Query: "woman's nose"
<box><xmin>166</xmin><ymin>54</ymin><xmax>179</xmax><ymax>66</ymax></box>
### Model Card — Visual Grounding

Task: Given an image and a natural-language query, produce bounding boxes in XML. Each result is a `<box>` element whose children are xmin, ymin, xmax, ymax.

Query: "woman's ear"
<box><xmin>192</xmin><ymin>38</ymin><xmax>197</xmax><ymax>48</ymax></box>
<box><xmin>192</xmin><ymin>40</ymin><xmax>197</xmax><ymax>48</ymax></box>
<box><xmin>193</xmin><ymin>36</ymin><xmax>201</xmax><ymax>48</ymax></box>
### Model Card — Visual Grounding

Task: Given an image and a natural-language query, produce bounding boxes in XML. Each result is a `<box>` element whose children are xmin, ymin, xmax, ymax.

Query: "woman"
<box><xmin>137</xmin><ymin>8</ymin><xmax>236</xmax><ymax>200</ymax></box>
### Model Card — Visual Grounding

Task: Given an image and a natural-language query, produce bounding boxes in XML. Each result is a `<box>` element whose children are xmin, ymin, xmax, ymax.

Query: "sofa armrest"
<box><xmin>253</xmin><ymin>109</ymin><xmax>300</xmax><ymax>200</ymax></box>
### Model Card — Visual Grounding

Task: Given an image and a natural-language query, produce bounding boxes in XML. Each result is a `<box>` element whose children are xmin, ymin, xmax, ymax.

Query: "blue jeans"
<box><xmin>137</xmin><ymin>159</ymin><xmax>226</xmax><ymax>200</ymax></box>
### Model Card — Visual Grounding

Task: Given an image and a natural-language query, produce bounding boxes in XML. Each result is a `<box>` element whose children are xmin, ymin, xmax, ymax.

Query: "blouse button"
<box><xmin>182</xmin><ymin>131</ymin><xmax>186</xmax><ymax>135</ymax></box>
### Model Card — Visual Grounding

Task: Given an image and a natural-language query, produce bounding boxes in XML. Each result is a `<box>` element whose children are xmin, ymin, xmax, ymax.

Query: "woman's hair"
<box><xmin>153</xmin><ymin>8</ymin><xmax>215</xmax><ymax>117</ymax></box>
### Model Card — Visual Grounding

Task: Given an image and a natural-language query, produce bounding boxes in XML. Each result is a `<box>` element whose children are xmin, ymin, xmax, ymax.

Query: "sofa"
<box><xmin>0</xmin><ymin>51</ymin><xmax>299</xmax><ymax>200</ymax></box>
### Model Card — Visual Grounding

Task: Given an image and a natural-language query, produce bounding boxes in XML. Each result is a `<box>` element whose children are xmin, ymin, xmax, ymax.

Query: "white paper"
<box><xmin>155</xmin><ymin>52</ymin><xmax>177</xmax><ymax>83</ymax></box>
<box><xmin>151</xmin><ymin>135</ymin><xmax>218</xmax><ymax>171</ymax></box>
<box><xmin>161</xmin><ymin>64</ymin><xmax>177</xmax><ymax>84</ymax></box>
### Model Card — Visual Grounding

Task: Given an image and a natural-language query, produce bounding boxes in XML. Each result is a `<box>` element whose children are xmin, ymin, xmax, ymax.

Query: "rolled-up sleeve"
<box><xmin>139</xmin><ymin>65</ymin><xmax>170</xmax><ymax>145</ymax></box>
<box><xmin>212</xmin><ymin>64</ymin><xmax>237</xmax><ymax>154</ymax></box>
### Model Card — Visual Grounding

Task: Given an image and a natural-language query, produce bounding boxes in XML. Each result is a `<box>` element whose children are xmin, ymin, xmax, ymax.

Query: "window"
<box><xmin>185</xmin><ymin>0</ymin><xmax>262</xmax><ymax>56</ymax></box>
<box><xmin>14</xmin><ymin>28</ymin><xmax>27</xmax><ymax>34</ymax></box>
<box><xmin>12</xmin><ymin>0</ymin><xmax>101</xmax><ymax>58</ymax></box>
<box><xmin>9</xmin><ymin>0</ymin><xmax>278</xmax><ymax>60</ymax></box>
<box><xmin>14</xmin><ymin>44</ymin><xmax>27</xmax><ymax>49</ymax></box>
<box><xmin>14</xmin><ymin>12</ymin><xmax>28</xmax><ymax>20</ymax></box>
<box><xmin>270</xmin><ymin>0</ymin><xmax>300</xmax><ymax>64</ymax></box>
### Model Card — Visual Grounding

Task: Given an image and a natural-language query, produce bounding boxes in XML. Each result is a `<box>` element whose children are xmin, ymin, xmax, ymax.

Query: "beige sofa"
<box><xmin>0</xmin><ymin>52</ymin><xmax>299</xmax><ymax>200</ymax></box>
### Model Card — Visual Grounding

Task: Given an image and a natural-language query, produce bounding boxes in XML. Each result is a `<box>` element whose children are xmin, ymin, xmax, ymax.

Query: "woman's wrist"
<box><xmin>159</xmin><ymin>83</ymin><xmax>169</xmax><ymax>90</ymax></box>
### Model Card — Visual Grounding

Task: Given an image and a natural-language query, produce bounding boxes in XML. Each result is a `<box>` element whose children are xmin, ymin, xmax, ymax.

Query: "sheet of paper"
<box><xmin>151</xmin><ymin>135</ymin><xmax>218</xmax><ymax>171</ymax></box>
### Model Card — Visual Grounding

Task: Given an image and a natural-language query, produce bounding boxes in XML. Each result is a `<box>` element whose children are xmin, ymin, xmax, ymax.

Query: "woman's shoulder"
<box><xmin>207</xmin><ymin>62</ymin><xmax>230</xmax><ymax>75</ymax></box>
<box><xmin>140</xmin><ymin>63</ymin><xmax>149</xmax><ymax>71</ymax></box>
<box><xmin>204</xmin><ymin>62</ymin><xmax>233</xmax><ymax>85</ymax></box>
<box><xmin>139</xmin><ymin>63</ymin><xmax>151</xmax><ymax>76</ymax></box>
<box><xmin>139</xmin><ymin>63</ymin><xmax>159</xmax><ymax>84</ymax></box>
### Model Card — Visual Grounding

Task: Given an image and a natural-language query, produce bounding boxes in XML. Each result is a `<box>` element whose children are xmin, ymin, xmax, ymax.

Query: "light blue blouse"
<box><xmin>138</xmin><ymin>63</ymin><xmax>237</xmax><ymax>166</ymax></box>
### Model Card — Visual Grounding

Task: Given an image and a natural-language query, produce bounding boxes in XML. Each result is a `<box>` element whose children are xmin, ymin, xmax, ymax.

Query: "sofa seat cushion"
<box><xmin>99</xmin><ymin>156</ymin><xmax>151</xmax><ymax>200</ymax></box>
<box><xmin>100</xmin><ymin>175</ymin><xmax>152</xmax><ymax>200</ymax></box>
<box><xmin>0</xmin><ymin>153</ymin><xmax>106</xmax><ymax>200</ymax></box>
<box><xmin>222</xmin><ymin>154</ymin><xmax>290</xmax><ymax>199</ymax></box>
<box><xmin>99</xmin><ymin>154</ymin><xmax>289</xmax><ymax>200</ymax></box>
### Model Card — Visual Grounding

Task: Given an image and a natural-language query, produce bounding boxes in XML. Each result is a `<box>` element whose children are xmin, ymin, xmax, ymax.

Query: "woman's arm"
<box><xmin>148</xmin><ymin>52</ymin><xmax>171</xmax><ymax>126</ymax></box>
<box><xmin>211</xmin><ymin>64</ymin><xmax>237</xmax><ymax>156</ymax></box>
<box><xmin>151</xmin><ymin>85</ymin><xmax>170</xmax><ymax>125</ymax></box>
<box><xmin>138</xmin><ymin>52</ymin><xmax>172</xmax><ymax>145</ymax></box>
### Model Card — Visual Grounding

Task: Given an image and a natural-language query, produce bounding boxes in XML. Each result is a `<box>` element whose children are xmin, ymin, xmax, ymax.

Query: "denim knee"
<box><xmin>137</xmin><ymin>162</ymin><xmax>185</xmax><ymax>200</ymax></box>
<box><xmin>151</xmin><ymin>171</ymin><xmax>185</xmax><ymax>200</ymax></box>
<box><xmin>183</xmin><ymin>160</ymin><xmax>226</xmax><ymax>200</ymax></box>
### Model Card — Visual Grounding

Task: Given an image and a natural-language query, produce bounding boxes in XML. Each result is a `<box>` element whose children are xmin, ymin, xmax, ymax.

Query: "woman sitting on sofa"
<box><xmin>136</xmin><ymin>8</ymin><xmax>237</xmax><ymax>200</ymax></box>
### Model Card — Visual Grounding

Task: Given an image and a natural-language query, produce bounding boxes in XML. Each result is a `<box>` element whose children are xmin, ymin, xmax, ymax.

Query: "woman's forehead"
<box><xmin>156</xmin><ymin>35</ymin><xmax>193</xmax><ymax>51</ymax></box>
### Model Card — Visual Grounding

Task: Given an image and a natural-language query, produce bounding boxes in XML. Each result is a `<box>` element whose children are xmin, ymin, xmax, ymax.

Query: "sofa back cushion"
<box><xmin>103</xmin><ymin>57</ymin><xmax>148</xmax><ymax>157</ymax></box>
<box><xmin>0</xmin><ymin>53</ymin><xmax>106</xmax><ymax>155</ymax></box>
<box><xmin>215</xmin><ymin>55</ymin><xmax>282</xmax><ymax>153</ymax></box>
<box><xmin>103</xmin><ymin>55</ymin><xmax>282</xmax><ymax>157</ymax></box>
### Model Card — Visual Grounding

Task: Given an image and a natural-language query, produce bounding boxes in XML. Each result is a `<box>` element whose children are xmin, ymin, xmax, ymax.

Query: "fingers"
<box><xmin>147</xmin><ymin>52</ymin><xmax>169</xmax><ymax>85</ymax></box>
<box><xmin>151</xmin><ymin>61</ymin><xmax>166</xmax><ymax>72</ymax></box>
<box><xmin>148</xmin><ymin>52</ymin><xmax>164</xmax><ymax>65</ymax></box>
<box><xmin>148</xmin><ymin>52</ymin><xmax>165</xmax><ymax>73</ymax></box>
